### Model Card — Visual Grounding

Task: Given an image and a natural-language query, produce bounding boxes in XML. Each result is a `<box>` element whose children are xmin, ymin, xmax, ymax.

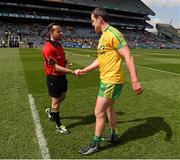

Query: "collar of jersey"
<box><xmin>103</xmin><ymin>25</ymin><xmax>110</xmax><ymax>32</ymax></box>
<box><xmin>49</xmin><ymin>40</ymin><xmax>60</xmax><ymax>48</ymax></box>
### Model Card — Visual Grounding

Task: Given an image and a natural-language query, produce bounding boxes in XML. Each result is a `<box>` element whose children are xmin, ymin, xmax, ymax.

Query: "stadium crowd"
<box><xmin>0</xmin><ymin>21</ymin><xmax>180</xmax><ymax>49</ymax></box>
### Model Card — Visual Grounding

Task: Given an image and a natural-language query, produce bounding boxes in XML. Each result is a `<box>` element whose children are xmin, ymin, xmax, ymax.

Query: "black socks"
<box><xmin>51</xmin><ymin>112</ymin><xmax>61</xmax><ymax>127</ymax></box>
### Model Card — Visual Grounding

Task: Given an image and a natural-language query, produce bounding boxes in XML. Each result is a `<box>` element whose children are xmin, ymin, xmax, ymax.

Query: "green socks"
<box><xmin>92</xmin><ymin>135</ymin><xmax>102</xmax><ymax>144</ymax></box>
<box><xmin>92</xmin><ymin>129</ymin><xmax>118</xmax><ymax>144</ymax></box>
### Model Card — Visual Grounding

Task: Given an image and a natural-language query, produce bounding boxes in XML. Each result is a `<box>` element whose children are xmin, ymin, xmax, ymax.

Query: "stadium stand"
<box><xmin>177</xmin><ymin>29</ymin><xmax>180</xmax><ymax>37</ymax></box>
<box><xmin>0</xmin><ymin>0</ymin><xmax>179</xmax><ymax>49</ymax></box>
<box><xmin>156</xmin><ymin>23</ymin><xmax>180</xmax><ymax>45</ymax></box>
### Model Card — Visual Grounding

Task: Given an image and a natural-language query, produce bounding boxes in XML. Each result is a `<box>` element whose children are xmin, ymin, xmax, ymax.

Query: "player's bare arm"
<box><xmin>118</xmin><ymin>46</ymin><xmax>143</xmax><ymax>94</ymax></box>
<box><xmin>74</xmin><ymin>58</ymin><xmax>99</xmax><ymax>76</ymax></box>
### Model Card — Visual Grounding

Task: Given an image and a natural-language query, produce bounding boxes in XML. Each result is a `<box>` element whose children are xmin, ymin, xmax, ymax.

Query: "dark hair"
<box><xmin>92</xmin><ymin>8</ymin><xmax>109</xmax><ymax>22</ymax></box>
<box><xmin>47</xmin><ymin>22</ymin><xmax>60</xmax><ymax>32</ymax></box>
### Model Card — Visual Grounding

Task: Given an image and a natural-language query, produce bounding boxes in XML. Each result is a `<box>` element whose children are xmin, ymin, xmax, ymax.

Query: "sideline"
<box><xmin>28</xmin><ymin>94</ymin><xmax>50</xmax><ymax>159</ymax></box>
<box><xmin>137</xmin><ymin>65</ymin><xmax>180</xmax><ymax>76</ymax></box>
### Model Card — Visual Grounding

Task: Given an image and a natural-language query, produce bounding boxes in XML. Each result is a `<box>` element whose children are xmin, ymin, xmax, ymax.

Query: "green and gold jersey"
<box><xmin>97</xmin><ymin>25</ymin><xmax>127</xmax><ymax>84</ymax></box>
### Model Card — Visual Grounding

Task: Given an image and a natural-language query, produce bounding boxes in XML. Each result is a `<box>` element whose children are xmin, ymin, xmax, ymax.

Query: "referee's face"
<box><xmin>91</xmin><ymin>14</ymin><xmax>101</xmax><ymax>33</ymax></box>
<box><xmin>51</xmin><ymin>25</ymin><xmax>62</xmax><ymax>41</ymax></box>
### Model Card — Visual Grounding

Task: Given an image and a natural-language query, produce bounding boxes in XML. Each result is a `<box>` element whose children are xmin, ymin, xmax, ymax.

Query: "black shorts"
<box><xmin>46</xmin><ymin>75</ymin><xmax>68</xmax><ymax>98</ymax></box>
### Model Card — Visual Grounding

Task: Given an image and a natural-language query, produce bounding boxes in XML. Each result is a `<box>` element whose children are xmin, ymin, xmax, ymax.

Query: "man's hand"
<box><xmin>132</xmin><ymin>81</ymin><xmax>143</xmax><ymax>95</ymax></box>
<box><xmin>74</xmin><ymin>69</ymin><xmax>86</xmax><ymax>77</ymax></box>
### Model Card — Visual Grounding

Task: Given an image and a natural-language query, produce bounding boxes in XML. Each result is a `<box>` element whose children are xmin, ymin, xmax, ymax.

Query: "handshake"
<box><xmin>66</xmin><ymin>61</ymin><xmax>86</xmax><ymax>76</ymax></box>
<box><xmin>72</xmin><ymin>69</ymin><xmax>86</xmax><ymax>77</ymax></box>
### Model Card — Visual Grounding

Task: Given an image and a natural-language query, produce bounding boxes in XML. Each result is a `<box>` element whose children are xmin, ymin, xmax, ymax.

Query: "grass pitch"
<box><xmin>0</xmin><ymin>47</ymin><xmax>180</xmax><ymax>158</ymax></box>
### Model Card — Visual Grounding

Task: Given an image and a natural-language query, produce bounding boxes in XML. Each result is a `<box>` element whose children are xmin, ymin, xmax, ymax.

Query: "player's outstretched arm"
<box><xmin>74</xmin><ymin>58</ymin><xmax>99</xmax><ymax>77</ymax></box>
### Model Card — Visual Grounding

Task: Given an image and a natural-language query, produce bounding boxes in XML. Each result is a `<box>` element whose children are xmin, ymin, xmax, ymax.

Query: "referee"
<box><xmin>42</xmin><ymin>23</ymin><xmax>74</xmax><ymax>134</ymax></box>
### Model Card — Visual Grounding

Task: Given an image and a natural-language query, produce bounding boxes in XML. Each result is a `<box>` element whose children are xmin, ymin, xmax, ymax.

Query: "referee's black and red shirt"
<box><xmin>42</xmin><ymin>41</ymin><xmax>66</xmax><ymax>76</ymax></box>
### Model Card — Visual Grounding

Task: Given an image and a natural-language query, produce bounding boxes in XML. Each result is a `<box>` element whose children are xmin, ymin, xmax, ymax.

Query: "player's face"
<box><xmin>51</xmin><ymin>25</ymin><xmax>62</xmax><ymax>41</ymax></box>
<box><xmin>91</xmin><ymin>14</ymin><xmax>101</xmax><ymax>33</ymax></box>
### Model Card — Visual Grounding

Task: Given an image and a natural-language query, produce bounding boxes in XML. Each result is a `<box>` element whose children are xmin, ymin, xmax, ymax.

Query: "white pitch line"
<box><xmin>28</xmin><ymin>94</ymin><xmax>50</xmax><ymax>159</ymax></box>
<box><xmin>137</xmin><ymin>65</ymin><xmax>180</xmax><ymax>76</ymax></box>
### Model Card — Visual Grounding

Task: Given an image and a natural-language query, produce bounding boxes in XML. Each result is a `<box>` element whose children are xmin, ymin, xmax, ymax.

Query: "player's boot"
<box><xmin>45</xmin><ymin>108</ymin><xmax>54</xmax><ymax>121</ymax></box>
<box><xmin>79</xmin><ymin>143</ymin><xmax>100</xmax><ymax>155</ymax></box>
<box><xmin>56</xmin><ymin>125</ymin><xmax>70</xmax><ymax>135</ymax></box>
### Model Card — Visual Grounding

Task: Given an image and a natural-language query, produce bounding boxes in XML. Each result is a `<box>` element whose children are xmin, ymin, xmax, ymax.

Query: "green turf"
<box><xmin>0</xmin><ymin>47</ymin><xmax>180</xmax><ymax>158</ymax></box>
<box><xmin>0</xmin><ymin>48</ymin><xmax>41</xmax><ymax>158</ymax></box>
